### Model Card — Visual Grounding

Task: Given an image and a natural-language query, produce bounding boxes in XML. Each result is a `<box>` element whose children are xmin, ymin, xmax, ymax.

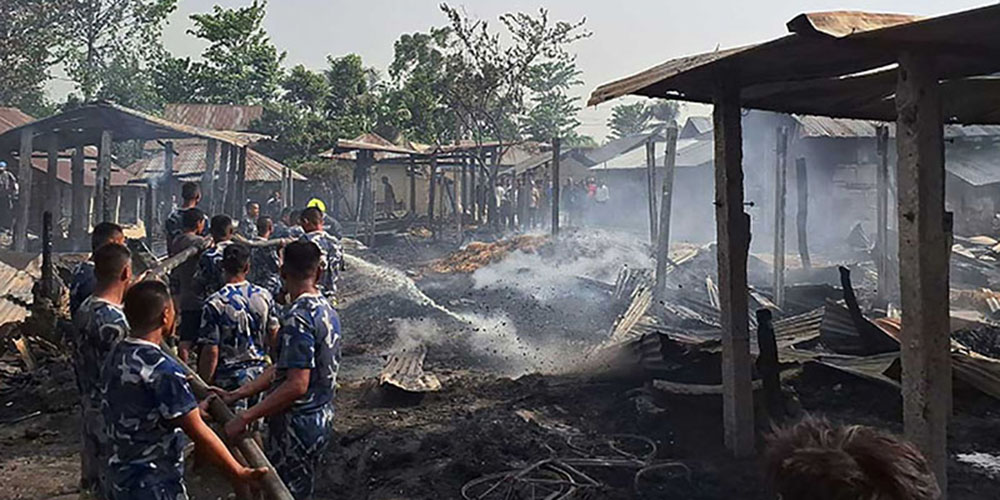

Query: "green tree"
<box><xmin>522</xmin><ymin>59</ymin><xmax>583</xmax><ymax>143</ymax></box>
<box><xmin>0</xmin><ymin>0</ymin><xmax>68</xmax><ymax>115</ymax></box>
<box><xmin>388</xmin><ymin>28</ymin><xmax>459</xmax><ymax>144</ymax></box>
<box><xmin>60</xmin><ymin>0</ymin><xmax>177</xmax><ymax>106</ymax></box>
<box><xmin>607</xmin><ymin>101</ymin><xmax>651</xmax><ymax>140</ymax></box>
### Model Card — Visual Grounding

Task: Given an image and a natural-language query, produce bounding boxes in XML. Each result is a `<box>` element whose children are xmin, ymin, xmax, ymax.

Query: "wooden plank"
<box><xmin>45</xmin><ymin>139</ymin><xmax>59</xmax><ymax>228</ymax></box>
<box><xmin>13</xmin><ymin>127</ymin><xmax>33</xmax><ymax>251</ymax></box>
<box><xmin>551</xmin><ymin>137</ymin><xmax>561</xmax><ymax>235</ymax></box>
<box><xmin>713</xmin><ymin>75</ymin><xmax>754</xmax><ymax>457</ymax></box>
<box><xmin>225</xmin><ymin>144</ymin><xmax>238</xmax><ymax>215</ymax></box>
<box><xmin>408</xmin><ymin>160</ymin><xmax>416</xmax><ymax>214</ymax></box>
<box><xmin>428</xmin><ymin>154</ymin><xmax>438</xmax><ymax>234</ymax></box>
<box><xmin>113</xmin><ymin>188</ymin><xmax>122</xmax><ymax>223</ymax></box>
<box><xmin>96</xmin><ymin>130</ymin><xmax>112</xmax><ymax>223</ymax></box>
<box><xmin>645</xmin><ymin>140</ymin><xmax>658</xmax><ymax>244</ymax></box>
<box><xmin>896</xmin><ymin>51</ymin><xmax>950</xmax><ymax>494</ymax></box>
<box><xmin>654</xmin><ymin>127</ymin><xmax>679</xmax><ymax>300</ymax></box>
<box><xmin>202</xmin><ymin>139</ymin><xmax>218</xmax><ymax>212</ymax></box>
<box><xmin>773</xmin><ymin>127</ymin><xmax>789</xmax><ymax>307</ymax></box>
<box><xmin>236</xmin><ymin>146</ymin><xmax>247</xmax><ymax>209</ymax></box>
<box><xmin>876</xmin><ymin>125</ymin><xmax>890</xmax><ymax>303</ymax></box>
<box><xmin>71</xmin><ymin>145</ymin><xmax>86</xmax><ymax>246</ymax></box>
<box><xmin>217</xmin><ymin>143</ymin><xmax>231</xmax><ymax>215</ymax></box>
<box><xmin>163</xmin><ymin>141</ymin><xmax>175</xmax><ymax>219</ymax></box>
<box><xmin>144</xmin><ymin>184</ymin><xmax>155</xmax><ymax>242</ymax></box>
<box><xmin>795</xmin><ymin>157</ymin><xmax>811</xmax><ymax>270</ymax></box>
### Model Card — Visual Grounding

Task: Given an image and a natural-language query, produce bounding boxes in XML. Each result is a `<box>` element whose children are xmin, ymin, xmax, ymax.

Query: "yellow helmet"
<box><xmin>307</xmin><ymin>198</ymin><xmax>326</xmax><ymax>213</ymax></box>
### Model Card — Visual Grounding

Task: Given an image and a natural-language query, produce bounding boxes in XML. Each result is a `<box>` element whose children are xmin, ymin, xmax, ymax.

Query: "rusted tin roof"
<box><xmin>793</xmin><ymin>115</ymin><xmax>1000</xmax><ymax>139</ymax></box>
<box><xmin>0</xmin><ymin>255</ymin><xmax>38</xmax><ymax>326</ymax></box>
<box><xmin>127</xmin><ymin>142</ymin><xmax>305</xmax><ymax>183</ymax></box>
<box><xmin>164</xmin><ymin>104</ymin><xmax>264</xmax><ymax>132</ymax></box>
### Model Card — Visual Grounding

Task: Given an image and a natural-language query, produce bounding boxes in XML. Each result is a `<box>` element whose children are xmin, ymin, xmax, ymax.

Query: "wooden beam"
<box><xmin>163</xmin><ymin>141</ymin><xmax>175</xmax><ymax>221</ymax></box>
<box><xmin>896</xmin><ymin>51</ymin><xmax>950</xmax><ymax>494</ymax></box>
<box><xmin>226</xmin><ymin>143</ymin><xmax>239</xmax><ymax>215</ymax></box>
<box><xmin>713</xmin><ymin>75</ymin><xmax>754</xmax><ymax>457</ymax></box>
<box><xmin>95</xmin><ymin>130</ymin><xmax>112</xmax><ymax>223</ymax></box>
<box><xmin>71</xmin><ymin>145</ymin><xmax>86</xmax><ymax>246</ymax></box>
<box><xmin>13</xmin><ymin>127</ymin><xmax>33</xmax><ymax>251</ymax></box>
<box><xmin>202</xmin><ymin>139</ymin><xmax>218</xmax><ymax>212</ymax></box>
<box><xmin>876</xmin><ymin>125</ymin><xmax>891</xmax><ymax>303</ymax></box>
<box><xmin>408</xmin><ymin>160</ymin><xmax>417</xmax><ymax>214</ymax></box>
<box><xmin>217</xmin><ymin>143</ymin><xmax>231</xmax><ymax>215</ymax></box>
<box><xmin>428</xmin><ymin>155</ymin><xmax>438</xmax><ymax>234</ymax></box>
<box><xmin>773</xmin><ymin>127</ymin><xmax>789</xmax><ymax>307</ymax></box>
<box><xmin>795</xmin><ymin>158</ymin><xmax>811</xmax><ymax>270</ymax></box>
<box><xmin>236</xmin><ymin>146</ymin><xmax>247</xmax><ymax>209</ymax></box>
<box><xmin>551</xmin><ymin>137</ymin><xmax>561</xmax><ymax>236</ymax></box>
<box><xmin>45</xmin><ymin>139</ymin><xmax>59</xmax><ymax>229</ymax></box>
<box><xmin>654</xmin><ymin>126</ymin><xmax>679</xmax><ymax>300</ymax></box>
<box><xmin>144</xmin><ymin>184</ymin><xmax>155</xmax><ymax>243</ymax></box>
<box><xmin>113</xmin><ymin>188</ymin><xmax>122</xmax><ymax>223</ymax></box>
<box><xmin>645</xmin><ymin>140</ymin><xmax>658</xmax><ymax>244</ymax></box>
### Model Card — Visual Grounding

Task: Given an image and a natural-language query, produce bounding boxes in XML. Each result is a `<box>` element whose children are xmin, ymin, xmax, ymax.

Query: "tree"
<box><xmin>60</xmin><ymin>0</ymin><xmax>177</xmax><ymax>107</ymax></box>
<box><xmin>607</xmin><ymin>99</ymin><xmax>682</xmax><ymax>140</ymax></box>
<box><xmin>0</xmin><ymin>0</ymin><xmax>68</xmax><ymax>115</ymax></box>
<box><xmin>522</xmin><ymin>59</ymin><xmax>583</xmax><ymax>143</ymax></box>
<box><xmin>184</xmin><ymin>0</ymin><xmax>286</xmax><ymax>104</ymax></box>
<box><xmin>439</xmin><ymin>3</ymin><xmax>590</xmax><ymax>228</ymax></box>
<box><xmin>388</xmin><ymin>28</ymin><xmax>459</xmax><ymax>144</ymax></box>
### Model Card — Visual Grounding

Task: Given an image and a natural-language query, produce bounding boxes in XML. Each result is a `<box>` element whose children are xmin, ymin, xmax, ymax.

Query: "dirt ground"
<box><xmin>2</xmin><ymin>228</ymin><xmax>1000</xmax><ymax>499</ymax></box>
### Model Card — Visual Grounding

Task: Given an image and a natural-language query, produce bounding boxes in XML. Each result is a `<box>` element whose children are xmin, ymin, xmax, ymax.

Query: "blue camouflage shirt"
<box><xmin>69</xmin><ymin>261</ymin><xmax>96</xmax><ymax>314</ymax></box>
<box><xmin>300</xmin><ymin>230</ymin><xmax>344</xmax><ymax>299</ymax></box>
<box><xmin>102</xmin><ymin>338</ymin><xmax>197</xmax><ymax>491</ymax></box>
<box><xmin>164</xmin><ymin>207</ymin><xmax>209</xmax><ymax>244</ymax></box>
<box><xmin>273</xmin><ymin>292</ymin><xmax>341</xmax><ymax>413</ymax></box>
<box><xmin>194</xmin><ymin>240</ymin><xmax>233</xmax><ymax>298</ymax></box>
<box><xmin>198</xmin><ymin>281</ymin><xmax>278</xmax><ymax>375</ymax></box>
<box><xmin>70</xmin><ymin>296</ymin><xmax>129</xmax><ymax>406</ymax></box>
<box><xmin>249</xmin><ymin>237</ymin><xmax>282</xmax><ymax>297</ymax></box>
<box><xmin>239</xmin><ymin>217</ymin><xmax>258</xmax><ymax>240</ymax></box>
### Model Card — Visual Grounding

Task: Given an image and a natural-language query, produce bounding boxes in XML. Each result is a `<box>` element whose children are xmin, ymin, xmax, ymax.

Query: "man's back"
<box><xmin>169</xmin><ymin>233</ymin><xmax>205</xmax><ymax>312</ymax></box>
<box><xmin>300</xmin><ymin>231</ymin><xmax>343</xmax><ymax>299</ymax></box>
<box><xmin>70</xmin><ymin>296</ymin><xmax>129</xmax><ymax>404</ymax></box>
<box><xmin>273</xmin><ymin>293</ymin><xmax>342</xmax><ymax>413</ymax></box>
<box><xmin>200</xmin><ymin>281</ymin><xmax>275</xmax><ymax>372</ymax></box>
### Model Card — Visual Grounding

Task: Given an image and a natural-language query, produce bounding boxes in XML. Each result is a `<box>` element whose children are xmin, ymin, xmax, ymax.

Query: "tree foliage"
<box><xmin>606</xmin><ymin>99</ymin><xmax>681</xmax><ymax>140</ymax></box>
<box><xmin>522</xmin><ymin>59</ymin><xmax>583</xmax><ymax>143</ymax></box>
<box><xmin>0</xmin><ymin>0</ymin><xmax>68</xmax><ymax>115</ymax></box>
<box><xmin>387</xmin><ymin>28</ymin><xmax>459</xmax><ymax>144</ymax></box>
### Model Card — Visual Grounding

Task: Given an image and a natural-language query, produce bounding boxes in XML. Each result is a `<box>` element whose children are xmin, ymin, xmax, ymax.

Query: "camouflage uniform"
<box><xmin>249</xmin><ymin>237</ymin><xmax>282</xmax><ymax>298</ymax></box>
<box><xmin>267</xmin><ymin>292</ymin><xmax>341</xmax><ymax>500</ymax></box>
<box><xmin>194</xmin><ymin>240</ymin><xmax>233</xmax><ymax>299</ymax></box>
<box><xmin>69</xmin><ymin>260</ymin><xmax>96</xmax><ymax>314</ymax></box>
<box><xmin>164</xmin><ymin>207</ymin><xmax>209</xmax><ymax>244</ymax></box>
<box><xmin>102</xmin><ymin>338</ymin><xmax>198</xmax><ymax>500</ymax></box>
<box><xmin>239</xmin><ymin>217</ymin><xmax>258</xmax><ymax>240</ymax></box>
<box><xmin>198</xmin><ymin>281</ymin><xmax>277</xmax><ymax>410</ymax></box>
<box><xmin>300</xmin><ymin>230</ymin><xmax>344</xmax><ymax>303</ymax></box>
<box><xmin>70</xmin><ymin>296</ymin><xmax>129</xmax><ymax>496</ymax></box>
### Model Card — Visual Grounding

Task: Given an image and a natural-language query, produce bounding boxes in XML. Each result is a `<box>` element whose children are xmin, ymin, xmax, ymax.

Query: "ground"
<box><xmin>2</xmin><ymin>228</ymin><xmax>1000</xmax><ymax>499</ymax></box>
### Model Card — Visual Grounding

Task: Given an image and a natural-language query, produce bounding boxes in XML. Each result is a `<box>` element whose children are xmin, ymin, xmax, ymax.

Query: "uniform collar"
<box><xmin>123</xmin><ymin>337</ymin><xmax>160</xmax><ymax>349</ymax></box>
<box><xmin>293</xmin><ymin>291</ymin><xmax>324</xmax><ymax>303</ymax></box>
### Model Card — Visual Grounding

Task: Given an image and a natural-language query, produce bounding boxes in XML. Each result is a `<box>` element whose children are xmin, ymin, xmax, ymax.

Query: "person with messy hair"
<box><xmin>764</xmin><ymin>416</ymin><xmax>941</xmax><ymax>500</ymax></box>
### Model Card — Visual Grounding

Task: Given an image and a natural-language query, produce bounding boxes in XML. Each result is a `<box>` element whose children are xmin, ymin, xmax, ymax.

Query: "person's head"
<box><xmin>307</xmin><ymin>198</ymin><xmax>326</xmax><ymax>213</ymax></box>
<box><xmin>256</xmin><ymin>216</ymin><xmax>273</xmax><ymax>238</ymax></box>
<box><xmin>290</xmin><ymin>210</ymin><xmax>303</xmax><ymax>227</ymax></box>
<box><xmin>91</xmin><ymin>222</ymin><xmax>125</xmax><ymax>252</ymax></box>
<box><xmin>299</xmin><ymin>206</ymin><xmax>324</xmax><ymax>232</ymax></box>
<box><xmin>281</xmin><ymin>241</ymin><xmax>322</xmax><ymax>288</ymax></box>
<box><xmin>181</xmin><ymin>207</ymin><xmax>205</xmax><ymax>234</ymax></box>
<box><xmin>124</xmin><ymin>280</ymin><xmax>175</xmax><ymax>338</ymax></box>
<box><xmin>280</xmin><ymin>207</ymin><xmax>292</xmax><ymax>225</ymax></box>
<box><xmin>765</xmin><ymin>416</ymin><xmax>941</xmax><ymax>500</ymax></box>
<box><xmin>210</xmin><ymin>215</ymin><xmax>233</xmax><ymax>242</ymax></box>
<box><xmin>181</xmin><ymin>182</ymin><xmax>201</xmax><ymax>205</ymax></box>
<box><xmin>382</xmin><ymin>176</ymin><xmax>390</xmax><ymax>184</ymax></box>
<box><xmin>245</xmin><ymin>201</ymin><xmax>260</xmax><ymax>218</ymax></box>
<box><xmin>221</xmin><ymin>243</ymin><xmax>251</xmax><ymax>279</ymax></box>
<box><xmin>272</xmin><ymin>189</ymin><xmax>281</xmax><ymax>199</ymax></box>
<box><xmin>0</xmin><ymin>161</ymin><xmax>6</xmax><ymax>171</ymax></box>
<box><xmin>93</xmin><ymin>243</ymin><xmax>132</xmax><ymax>289</ymax></box>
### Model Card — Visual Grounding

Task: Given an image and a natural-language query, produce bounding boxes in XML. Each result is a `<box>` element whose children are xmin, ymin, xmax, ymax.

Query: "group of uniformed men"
<box><xmin>67</xmin><ymin>181</ymin><xmax>345</xmax><ymax>500</ymax></box>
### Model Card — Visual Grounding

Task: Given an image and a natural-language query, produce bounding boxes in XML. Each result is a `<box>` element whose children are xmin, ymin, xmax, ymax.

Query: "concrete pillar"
<box><xmin>713</xmin><ymin>75</ymin><xmax>754</xmax><ymax>457</ymax></box>
<box><xmin>896</xmin><ymin>51</ymin><xmax>950</xmax><ymax>494</ymax></box>
<box><xmin>773</xmin><ymin>127</ymin><xmax>789</xmax><ymax>307</ymax></box>
<box><xmin>13</xmin><ymin>127</ymin><xmax>34</xmax><ymax>251</ymax></box>
<box><xmin>876</xmin><ymin>126</ymin><xmax>891</xmax><ymax>303</ymax></box>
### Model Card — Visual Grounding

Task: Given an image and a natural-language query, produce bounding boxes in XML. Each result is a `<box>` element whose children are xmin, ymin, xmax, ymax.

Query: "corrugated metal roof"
<box><xmin>0</xmin><ymin>108</ymin><xmax>35</xmax><ymax>132</ymax></box>
<box><xmin>127</xmin><ymin>142</ymin><xmax>305</xmax><ymax>183</ymax></box>
<box><xmin>946</xmin><ymin>149</ymin><xmax>1000</xmax><ymax>187</ymax></box>
<box><xmin>584</xmin><ymin>132</ymin><xmax>665</xmax><ymax>165</ymax></box>
<box><xmin>0</xmin><ymin>256</ymin><xmax>37</xmax><ymax>326</ymax></box>
<box><xmin>679</xmin><ymin>116</ymin><xmax>712</xmax><ymax>139</ymax></box>
<box><xmin>163</xmin><ymin>104</ymin><xmax>263</xmax><ymax>132</ymax></box>
<box><xmin>589</xmin><ymin>138</ymin><xmax>712</xmax><ymax>171</ymax></box>
<box><xmin>794</xmin><ymin>115</ymin><xmax>1000</xmax><ymax>138</ymax></box>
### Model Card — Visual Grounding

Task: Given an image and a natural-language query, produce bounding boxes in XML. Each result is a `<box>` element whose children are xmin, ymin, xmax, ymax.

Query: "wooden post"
<box><xmin>162</xmin><ymin>141</ymin><xmax>175</xmax><ymax>222</ymax></box>
<box><xmin>46</xmin><ymin>139</ymin><xmax>59</xmax><ymax>225</ymax></box>
<box><xmin>461</xmin><ymin>162</ymin><xmax>468</xmax><ymax>216</ymax></box>
<box><xmin>71</xmin><ymin>145</ymin><xmax>86</xmax><ymax>245</ymax></box>
<box><xmin>654</xmin><ymin>126</ymin><xmax>679</xmax><ymax>300</ymax></box>
<box><xmin>144</xmin><ymin>183</ymin><xmax>155</xmax><ymax>243</ymax></box>
<box><xmin>470</xmin><ymin>155</ymin><xmax>478</xmax><ymax>222</ymax></box>
<box><xmin>96</xmin><ymin>130</ymin><xmax>113</xmax><ymax>223</ymax></box>
<box><xmin>645</xmin><ymin>139</ymin><xmax>658</xmax><ymax>244</ymax></box>
<box><xmin>41</xmin><ymin>211</ymin><xmax>54</xmax><ymax>302</ymax></box>
<box><xmin>876</xmin><ymin>126</ymin><xmax>890</xmax><ymax>303</ymax></box>
<box><xmin>795</xmin><ymin>158</ymin><xmax>811</xmax><ymax>270</ymax></box>
<box><xmin>225</xmin><ymin>144</ymin><xmax>239</xmax><ymax>215</ymax></box>
<box><xmin>13</xmin><ymin>127</ymin><xmax>33</xmax><ymax>251</ymax></box>
<box><xmin>113</xmin><ymin>188</ymin><xmax>122</xmax><ymax>223</ymax></box>
<box><xmin>203</xmin><ymin>139</ymin><xmax>218</xmax><ymax>212</ymax></box>
<box><xmin>755</xmin><ymin>309</ymin><xmax>783</xmax><ymax>422</ymax></box>
<box><xmin>217</xmin><ymin>143</ymin><xmax>231</xmax><ymax>215</ymax></box>
<box><xmin>551</xmin><ymin>137</ymin><xmax>561</xmax><ymax>236</ymax></box>
<box><xmin>896</xmin><ymin>52</ymin><xmax>950</xmax><ymax>494</ymax></box>
<box><xmin>236</xmin><ymin>146</ymin><xmax>248</xmax><ymax>209</ymax></box>
<box><xmin>428</xmin><ymin>155</ymin><xmax>438</xmax><ymax>235</ymax></box>
<box><xmin>713</xmin><ymin>75</ymin><xmax>754</xmax><ymax>457</ymax></box>
<box><xmin>408</xmin><ymin>160</ymin><xmax>417</xmax><ymax>214</ymax></box>
<box><xmin>773</xmin><ymin>127</ymin><xmax>789</xmax><ymax>307</ymax></box>
<box><xmin>367</xmin><ymin>161</ymin><xmax>376</xmax><ymax>246</ymax></box>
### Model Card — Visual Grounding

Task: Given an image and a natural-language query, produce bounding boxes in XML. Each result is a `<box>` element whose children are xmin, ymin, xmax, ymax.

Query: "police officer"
<box><xmin>69</xmin><ymin>222</ymin><xmax>125</xmax><ymax>314</ymax></box>
<box><xmin>298</xmin><ymin>206</ymin><xmax>343</xmax><ymax>304</ymax></box>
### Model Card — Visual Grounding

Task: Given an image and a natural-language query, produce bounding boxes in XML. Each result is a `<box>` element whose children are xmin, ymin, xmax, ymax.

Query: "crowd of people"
<box><xmin>66</xmin><ymin>181</ymin><xmax>344</xmax><ymax>500</ymax></box>
<box><xmin>475</xmin><ymin>174</ymin><xmax>612</xmax><ymax>234</ymax></box>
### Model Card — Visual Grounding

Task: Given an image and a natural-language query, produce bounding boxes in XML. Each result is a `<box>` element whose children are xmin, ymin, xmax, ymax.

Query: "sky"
<box><xmin>154</xmin><ymin>0</ymin><xmax>988</xmax><ymax>141</ymax></box>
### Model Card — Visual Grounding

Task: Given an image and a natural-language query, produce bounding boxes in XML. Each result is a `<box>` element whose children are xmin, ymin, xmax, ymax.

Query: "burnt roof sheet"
<box><xmin>163</xmin><ymin>104</ymin><xmax>263</xmax><ymax>132</ymax></box>
<box><xmin>127</xmin><ymin>143</ymin><xmax>305</xmax><ymax>183</ymax></box>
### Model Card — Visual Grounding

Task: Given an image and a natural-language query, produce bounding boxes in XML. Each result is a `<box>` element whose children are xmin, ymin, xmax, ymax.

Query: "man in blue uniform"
<box><xmin>164</xmin><ymin>182</ymin><xmax>209</xmax><ymax>246</ymax></box>
<box><xmin>170</xmin><ymin>208</ymin><xmax>209</xmax><ymax>363</ymax></box>
<box><xmin>249</xmin><ymin>216</ymin><xmax>282</xmax><ymax>298</ymax></box>
<box><xmin>69</xmin><ymin>222</ymin><xmax>125</xmax><ymax>314</ymax></box>
<box><xmin>102</xmin><ymin>281</ymin><xmax>266</xmax><ymax>500</ymax></box>
<box><xmin>70</xmin><ymin>243</ymin><xmax>132</xmax><ymax>497</ymax></box>
<box><xmin>239</xmin><ymin>201</ymin><xmax>260</xmax><ymax>240</ymax></box>
<box><xmin>218</xmin><ymin>241</ymin><xmax>341</xmax><ymax>499</ymax></box>
<box><xmin>195</xmin><ymin>215</ymin><xmax>235</xmax><ymax>300</ymax></box>
<box><xmin>298</xmin><ymin>206</ymin><xmax>343</xmax><ymax>304</ymax></box>
<box><xmin>197</xmin><ymin>244</ymin><xmax>279</xmax><ymax>409</ymax></box>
